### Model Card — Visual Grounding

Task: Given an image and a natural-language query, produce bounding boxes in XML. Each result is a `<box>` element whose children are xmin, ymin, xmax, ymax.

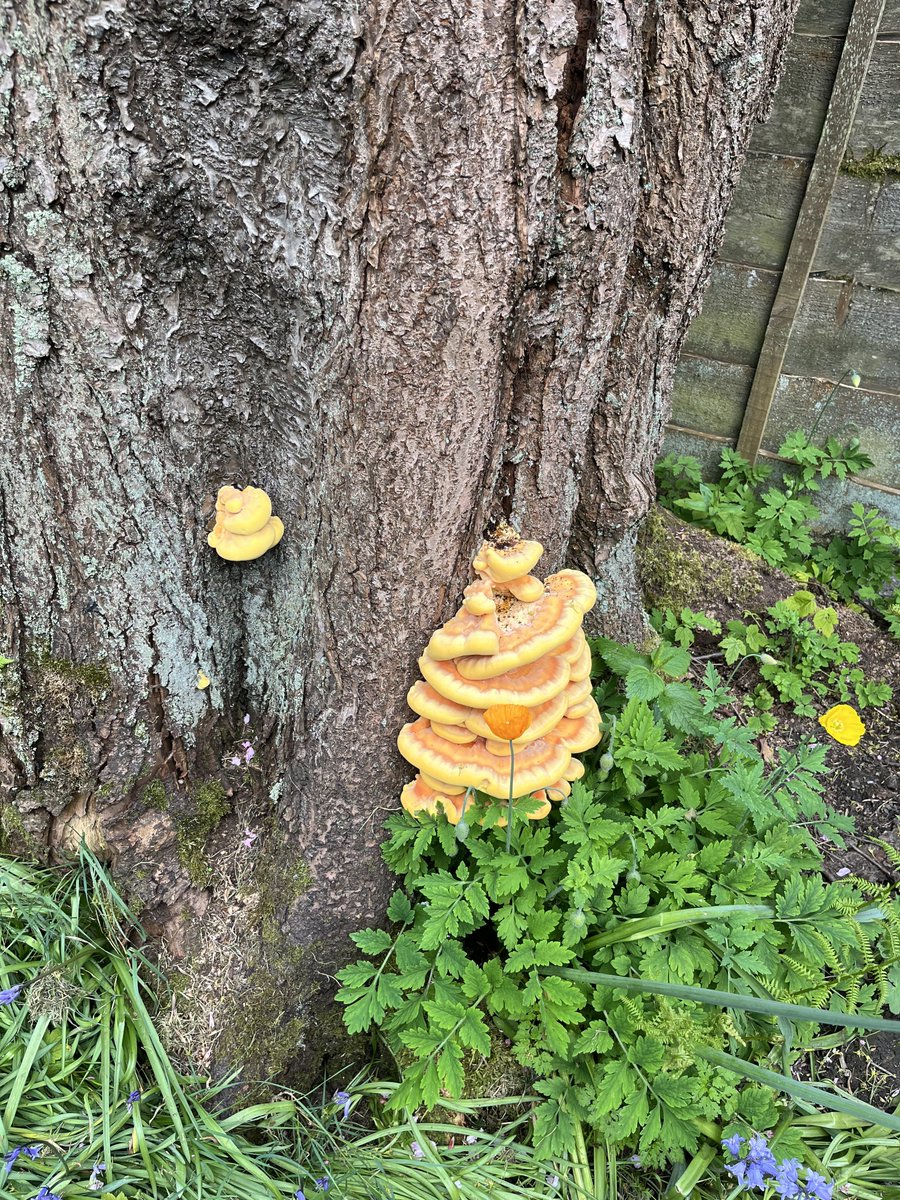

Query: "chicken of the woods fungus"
<box><xmin>398</xmin><ymin>525</ymin><xmax>602</xmax><ymax>826</ymax></box>
<box><xmin>208</xmin><ymin>486</ymin><xmax>284</xmax><ymax>562</ymax></box>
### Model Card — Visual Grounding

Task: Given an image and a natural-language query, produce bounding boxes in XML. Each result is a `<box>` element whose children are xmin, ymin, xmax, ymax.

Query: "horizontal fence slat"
<box><xmin>723</xmin><ymin>160</ymin><xmax>900</xmax><ymax>288</ymax></box>
<box><xmin>795</xmin><ymin>0</ymin><xmax>900</xmax><ymax>35</ymax></box>
<box><xmin>683</xmin><ymin>264</ymin><xmax>778</xmax><ymax>365</ymax></box>
<box><xmin>672</xmin><ymin>357</ymin><xmax>900</xmax><ymax>488</ymax></box>
<box><xmin>749</xmin><ymin>38</ymin><xmax>899</xmax><ymax>160</ymax></box>
<box><xmin>686</xmin><ymin>265</ymin><xmax>900</xmax><ymax>391</ymax></box>
<box><xmin>785</xmin><ymin>278</ymin><xmax>900</xmax><ymax>391</ymax></box>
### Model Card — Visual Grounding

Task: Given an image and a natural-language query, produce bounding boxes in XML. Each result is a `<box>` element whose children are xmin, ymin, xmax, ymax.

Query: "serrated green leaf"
<box><xmin>625</xmin><ymin>664</ymin><xmax>666</xmax><ymax>701</ymax></box>
<box><xmin>350</xmin><ymin>927</ymin><xmax>393</xmax><ymax>955</ymax></box>
<box><xmin>652</xmin><ymin>643</ymin><xmax>691</xmax><ymax>678</ymax></box>
<box><xmin>386</xmin><ymin>890</ymin><xmax>414</xmax><ymax>923</ymax></box>
<box><xmin>438</xmin><ymin>1044</ymin><xmax>465</xmax><ymax>1097</ymax></box>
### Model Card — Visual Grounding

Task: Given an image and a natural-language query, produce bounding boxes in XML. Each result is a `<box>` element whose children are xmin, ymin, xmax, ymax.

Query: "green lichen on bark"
<box><xmin>26</xmin><ymin>646</ymin><xmax>112</xmax><ymax>695</ymax></box>
<box><xmin>637</xmin><ymin>507</ymin><xmax>706</xmax><ymax>611</ymax></box>
<box><xmin>638</xmin><ymin>506</ymin><xmax>763</xmax><ymax>614</ymax></box>
<box><xmin>143</xmin><ymin>780</ymin><xmax>169</xmax><ymax>811</ymax></box>
<box><xmin>253</xmin><ymin>851</ymin><xmax>313</xmax><ymax>945</ymax></box>
<box><xmin>0</xmin><ymin>254</ymin><xmax>50</xmax><ymax>388</ymax></box>
<box><xmin>0</xmin><ymin>802</ymin><xmax>39</xmax><ymax>854</ymax></box>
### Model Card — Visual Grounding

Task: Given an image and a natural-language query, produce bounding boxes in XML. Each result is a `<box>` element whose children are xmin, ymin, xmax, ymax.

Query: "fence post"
<box><xmin>735</xmin><ymin>0</ymin><xmax>886</xmax><ymax>462</ymax></box>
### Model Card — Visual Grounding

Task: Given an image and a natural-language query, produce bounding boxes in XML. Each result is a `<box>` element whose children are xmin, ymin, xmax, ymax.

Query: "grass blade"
<box><xmin>3</xmin><ymin>1014</ymin><xmax>50</xmax><ymax>1129</ymax></box>
<box><xmin>698</xmin><ymin>1046</ymin><xmax>900</xmax><ymax>1133</ymax></box>
<box><xmin>547</xmin><ymin>967</ymin><xmax>900</xmax><ymax>1033</ymax></box>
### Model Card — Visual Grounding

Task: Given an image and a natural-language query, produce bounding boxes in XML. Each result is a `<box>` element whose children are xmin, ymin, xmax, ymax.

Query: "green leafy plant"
<box><xmin>713</xmin><ymin>589</ymin><xmax>893</xmax><ymax>719</ymax></box>
<box><xmin>0</xmin><ymin>848</ymin><xmax>557</xmax><ymax>1200</ymax></box>
<box><xmin>338</xmin><ymin>639</ymin><xmax>900</xmax><ymax>1178</ymax></box>
<box><xmin>649</xmin><ymin>606</ymin><xmax>722</xmax><ymax>650</ymax></box>
<box><xmin>656</xmin><ymin>435</ymin><xmax>900</xmax><ymax>635</ymax></box>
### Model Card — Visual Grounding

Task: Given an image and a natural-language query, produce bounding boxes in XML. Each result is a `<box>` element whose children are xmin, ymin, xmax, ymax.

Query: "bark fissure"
<box><xmin>556</xmin><ymin>0</ymin><xmax>599</xmax><ymax>186</ymax></box>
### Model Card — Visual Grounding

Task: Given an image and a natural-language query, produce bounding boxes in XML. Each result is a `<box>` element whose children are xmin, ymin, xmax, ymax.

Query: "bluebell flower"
<box><xmin>722</xmin><ymin>1134</ymin><xmax>745</xmax><ymax>1158</ymax></box>
<box><xmin>801</xmin><ymin>1170</ymin><xmax>832</xmax><ymax>1200</ymax></box>
<box><xmin>775</xmin><ymin>1158</ymin><xmax>802</xmax><ymax>1198</ymax></box>
<box><xmin>88</xmin><ymin>1161</ymin><xmax>106</xmax><ymax>1191</ymax></box>
<box><xmin>314</xmin><ymin>1178</ymin><xmax>329</xmax><ymax>1192</ymax></box>
<box><xmin>295</xmin><ymin>1191</ymin><xmax>306</xmax><ymax>1200</ymax></box>
<box><xmin>333</xmin><ymin>1090</ymin><xmax>351</xmax><ymax>1120</ymax></box>
<box><xmin>4</xmin><ymin>1147</ymin><xmax>41</xmax><ymax>1176</ymax></box>
<box><xmin>725</xmin><ymin>1132</ymin><xmax>777</xmax><ymax>1191</ymax></box>
<box><xmin>126</xmin><ymin>1089</ymin><xmax>141</xmax><ymax>1112</ymax></box>
<box><xmin>35</xmin><ymin>1189</ymin><xmax>63</xmax><ymax>1200</ymax></box>
<box><xmin>0</xmin><ymin>984</ymin><xmax>23</xmax><ymax>1005</ymax></box>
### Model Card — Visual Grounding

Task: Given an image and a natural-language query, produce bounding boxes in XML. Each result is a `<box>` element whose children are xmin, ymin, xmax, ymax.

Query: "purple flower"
<box><xmin>295</xmin><ymin>1192</ymin><xmax>306</xmax><ymax>1200</ymax></box>
<box><xmin>242</xmin><ymin>741</ymin><xmax>255</xmax><ymax>763</ymax></box>
<box><xmin>726</xmin><ymin>1159</ymin><xmax>748</xmax><ymax>1186</ymax></box>
<box><xmin>775</xmin><ymin>1158</ymin><xmax>802</xmax><ymax>1198</ymax></box>
<box><xmin>722</xmin><ymin>1134</ymin><xmax>745</xmax><ymax>1158</ymax></box>
<box><xmin>88</xmin><ymin>1161</ymin><xmax>105</xmax><ymax>1191</ymax></box>
<box><xmin>410</xmin><ymin>1141</ymin><xmax>424</xmax><ymax>1159</ymax></box>
<box><xmin>0</xmin><ymin>984</ymin><xmax>23</xmax><ymax>1005</ymax></box>
<box><xmin>801</xmin><ymin>1170</ymin><xmax>832</xmax><ymax>1200</ymax></box>
<box><xmin>241</xmin><ymin>829</ymin><xmax>258</xmax><ymax>849</ymax></box>
<box><xmin>314</xmin><ymin>1179</ymin><xmax>329</xmax><ymax>1192</ymax></box>
<box><xmin>333</xmin><ymin>1090</ymin><xmax>351</xmax><ymax>1120</ymax></box>
<box><xmin>126</xmin><ymin>1089</ymin><xmax>141</xmax><ymax>1112</ymax></box>
<box><xmin>4</xmin><ymin>1147</ymin><xmax>41</xmax><ymax>1175</ymax></box>
<box><xmin>35</xmin><ymin>1190</ymin><xmax>63</xmax><ymax>1200</ymax></box>
<box><xmin>243</xmin><ymin>714</ymin><xmax>251</xmax><ymax>726</ymax></box>
<box><xmin>725</xmin><ymin>1132</ymin><xmax>777</xmax><ymax>1191</ymax></box>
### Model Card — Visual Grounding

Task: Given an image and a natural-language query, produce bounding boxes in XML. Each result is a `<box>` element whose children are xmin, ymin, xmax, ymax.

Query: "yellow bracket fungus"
<box><xmin>208</xmin><ymin>486</ymin><xmax>284</xmax><ymax>562</ymax></box>
<box><xmin>398</xmin><ymin>524</ymin><xmax>602</xmax><ymax>824</ymax></box>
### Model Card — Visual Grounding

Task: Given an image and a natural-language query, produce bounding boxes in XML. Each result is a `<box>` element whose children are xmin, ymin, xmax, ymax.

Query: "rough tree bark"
<box><xmin>1</xmin><ymin>0</ymin><xmax>797</xmax><ymax>1080</ymax></box>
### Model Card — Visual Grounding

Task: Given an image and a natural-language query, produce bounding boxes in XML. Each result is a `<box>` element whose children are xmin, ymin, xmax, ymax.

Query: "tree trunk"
<box><xmin>1</xmin><ymin>0</ymin><xmax>797</xmax><ymax>1081</ymax></box>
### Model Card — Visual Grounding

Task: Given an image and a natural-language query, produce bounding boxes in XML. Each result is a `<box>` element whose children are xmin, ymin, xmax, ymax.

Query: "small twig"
<box><xmin>845</xmin><ymin>838</ymin><xmax>899</xmax><ymax>881</ymax></box>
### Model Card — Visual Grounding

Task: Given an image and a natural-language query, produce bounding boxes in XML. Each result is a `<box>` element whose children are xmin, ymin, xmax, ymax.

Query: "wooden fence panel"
<box><xmin>723</xmin><ymin>164</ymin><xmax>900</xmax><ymax>290</ymax></box>
<box><xmin>669</xmin><ymin>0</ymin><xmax>900</xmax><ymax>514</ymax></box>
<box><xmin>749</xmin><ymin>39</ymin><xmax>899</xmax><ymax>159</ymax></box>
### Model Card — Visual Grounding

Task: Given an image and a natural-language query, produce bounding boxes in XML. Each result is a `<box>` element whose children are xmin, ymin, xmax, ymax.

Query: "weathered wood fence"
<box><xmin>667</xmin><ymin>0</ymin><xmax>900</xmax><ymax>523</ymax></box>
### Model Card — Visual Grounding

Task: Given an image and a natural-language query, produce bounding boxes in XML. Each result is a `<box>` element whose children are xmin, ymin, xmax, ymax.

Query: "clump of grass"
<box><xmin>0</xmin><ymin>847</ymin><xmax>558</xmax><ymax>1200</ymax></box>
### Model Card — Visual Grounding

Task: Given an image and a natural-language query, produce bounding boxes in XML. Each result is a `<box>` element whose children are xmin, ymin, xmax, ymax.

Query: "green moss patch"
<box><xmin>175</xmin><ymin>781</ymin><xmax>231</xmax><ymax>886</ymax></box>
<box><xmin>842</xmin><ymin>148</ymin><xmax>900</xmax><ymax>183</ymax></box>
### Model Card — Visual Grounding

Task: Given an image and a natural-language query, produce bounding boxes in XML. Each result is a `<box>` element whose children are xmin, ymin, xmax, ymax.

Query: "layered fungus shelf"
<box><xmin>398</xmin><ymin>529</ymin><xmax>602</xmax><ymax>824</ymax></box>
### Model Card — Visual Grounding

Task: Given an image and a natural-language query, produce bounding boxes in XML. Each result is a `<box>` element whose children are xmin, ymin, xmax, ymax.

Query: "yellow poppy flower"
<box><xmin>818</xmin><ymin>704</ymin><xmax>865</xmax><ymax>747</ymax></box>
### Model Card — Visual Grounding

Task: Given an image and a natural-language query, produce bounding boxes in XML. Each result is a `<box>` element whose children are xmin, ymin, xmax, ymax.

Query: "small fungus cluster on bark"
<box><xmin>207</xmin><ymin>486</ymin><xmax>284</xmax><ymax>562</ymax></box>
